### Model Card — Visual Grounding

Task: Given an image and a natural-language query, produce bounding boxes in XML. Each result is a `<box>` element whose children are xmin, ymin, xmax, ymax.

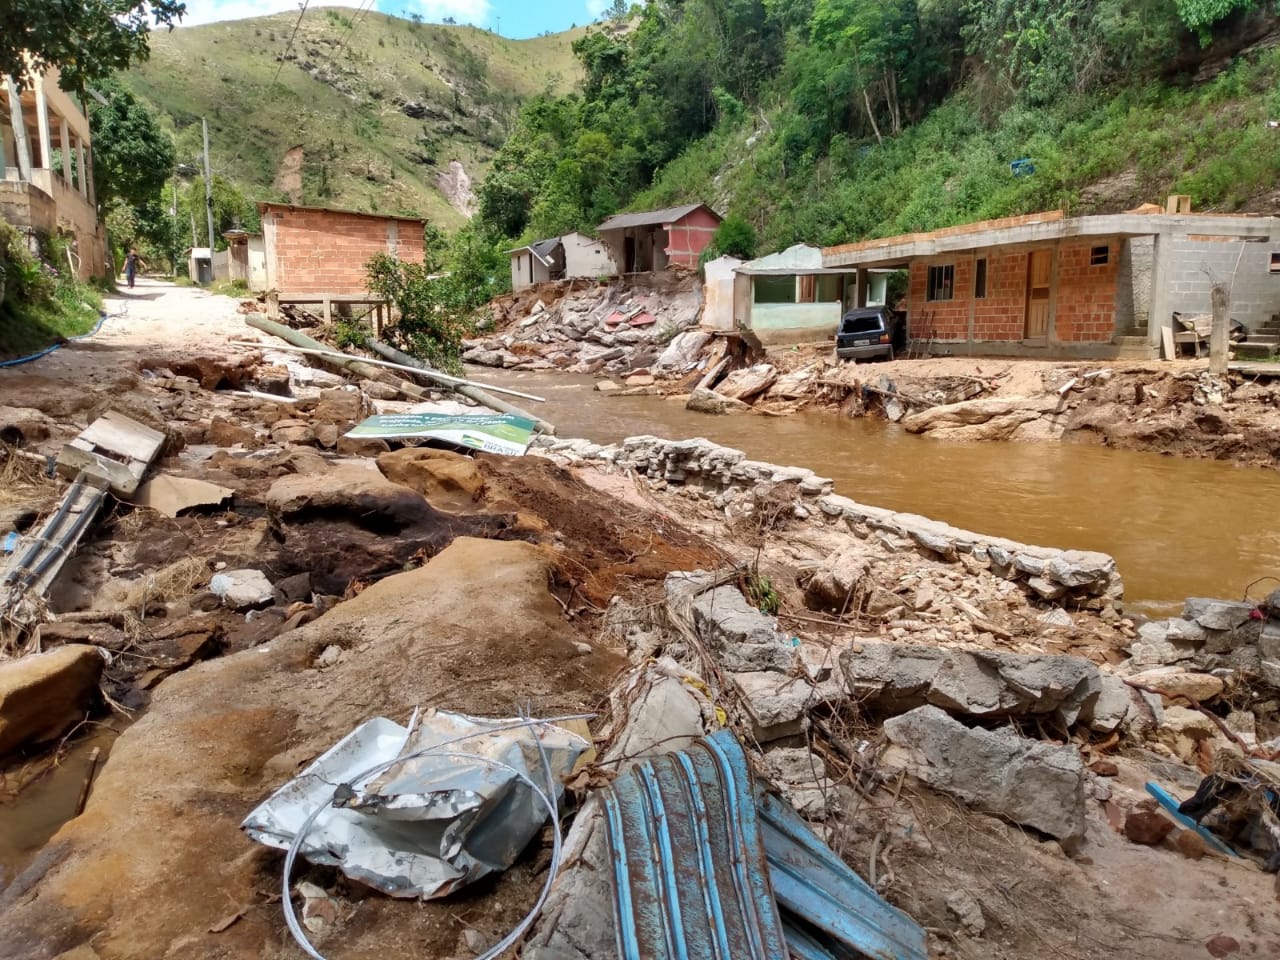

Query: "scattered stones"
<box><xmin>208</xmin><ymin>568</ymin><xmax>275</xmax><ymax>611</ymax></box>
<box><xmin>1123</xmin><ymin>808</ymin><xmax>1175</xmax><ymax>846</ymax></box>
<box><xmin>945</xmin><ymin>889</ymin><xmax>987</xmax><ymax>937</ymax></box>
<box><xmin>0</xmin><ymin>645</ymin><xmax>104</xmax><ymax>755</ymax></box>
<box><xmin>882</xmin><ymin>706</ymin><xmax>1087</xmax><ymax>849</ymax></box>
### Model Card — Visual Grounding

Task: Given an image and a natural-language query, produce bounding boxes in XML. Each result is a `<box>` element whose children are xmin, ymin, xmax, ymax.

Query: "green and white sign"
<box><xmin>344</xmin><ymin>413</ymin><xmax>536</xmax><ymax>456</ymax></box>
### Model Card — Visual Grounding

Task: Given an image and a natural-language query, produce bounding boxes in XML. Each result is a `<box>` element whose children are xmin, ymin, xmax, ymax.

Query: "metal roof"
<box><xmin>506</xmin><ymin>237</ymin><xmax>563</xmax><ymax>264</ymax></box>
<box><xmin>597</xmin><ymin>203</ymin><xmax>719</xmax><ymax>232</ymax></box>
<box><xmin>601</xmin><ymin>730</ymin><xmax>928</xmax><ymax>960</ymax></box>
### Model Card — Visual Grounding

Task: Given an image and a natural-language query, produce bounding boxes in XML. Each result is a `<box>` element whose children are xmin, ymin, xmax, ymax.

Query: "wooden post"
<box><xmin>1210</xmin><ymin>283</ymin><xmax>1230</xmax><ymax>375</ymax></box>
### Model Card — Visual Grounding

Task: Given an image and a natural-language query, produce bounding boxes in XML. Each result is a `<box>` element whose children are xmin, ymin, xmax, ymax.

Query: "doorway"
<box><xmin>1025</xmin><ymin>249</ymin><xmax>1052</xmax><ymax>338</ymax></box>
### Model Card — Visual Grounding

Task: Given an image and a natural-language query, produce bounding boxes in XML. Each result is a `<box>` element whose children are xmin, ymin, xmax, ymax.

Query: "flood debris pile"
<box><xmin>464</xmin><ymin>273</ymin><xmax>702</xmax><ymax>376</ymax></box>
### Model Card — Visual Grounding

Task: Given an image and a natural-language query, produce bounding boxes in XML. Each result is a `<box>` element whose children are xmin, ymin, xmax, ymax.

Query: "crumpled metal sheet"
<box><xmin>242</xmin><ymin>709</ymin><xmax>588</xmax><ymax>899</ymax></box>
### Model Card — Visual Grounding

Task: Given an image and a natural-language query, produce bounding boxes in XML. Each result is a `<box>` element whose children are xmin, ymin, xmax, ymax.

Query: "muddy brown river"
<box><xmin>474</xmin><ymin>368</ymin><xmax>1280</xmax><ymax>616</ymax></box>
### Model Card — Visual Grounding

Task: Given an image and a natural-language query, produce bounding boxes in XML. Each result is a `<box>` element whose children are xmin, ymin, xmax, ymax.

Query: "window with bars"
<box><xmin>927</xmin><ymin>264</ymin><xmax>954</xmax><ymax>301</ymax></box>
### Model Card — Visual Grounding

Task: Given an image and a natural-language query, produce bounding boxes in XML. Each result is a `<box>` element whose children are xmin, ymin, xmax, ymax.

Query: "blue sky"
<box><xmin>176</xmin><ymin>1</ymin><xmax>605</xmax><ymax>38</ymax></box>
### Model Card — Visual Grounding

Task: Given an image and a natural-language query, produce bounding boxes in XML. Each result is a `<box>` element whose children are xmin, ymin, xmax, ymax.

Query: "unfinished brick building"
<box><xmin>257</xmin><ymin>202</ymin><xmax>427</xmax><ymax>296</ymax></box>
<box><xmin>823</xmin><ymin>208</ymin><xmax>1280</xmax><ymax>359</ymax></box>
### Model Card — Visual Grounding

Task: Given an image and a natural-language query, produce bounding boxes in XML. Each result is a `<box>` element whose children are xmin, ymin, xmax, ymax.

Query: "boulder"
<box><xmin>624</xmin><ymin>373</ymin><xmax>656</xmax><ymax>387</ymax></box>
<box><xmin>377</xmin><ymin>447</ymin><xmax>485</xmax><ymax>512</ymax></box>
<box><xmin>841</xmin><ymin>643</ymin><xmax>1102</xmax><ymax>728</ymax></box>
<box><xmin>652</xmin><ymin>331</ymin><xmax>711</xmax><ymax>374</ymax></box>
<box><xmin>269</xmin><ymin>418</ymin><xmax>314</xmax><ymax>446</ymax></box>
<box><xmin>0</xmin><ymin>645</ymin><xmax>103</xmax><ymax>755</ymax></box>
<box><xmin>208</xmin><ymin>569</ymin><xmax>275</xmax><ymax>611</ymax></box>
<box><xmin>903</xmin><ymin>395</ymin><xmax>1059</xmax><ymax>433</ymax></box>
<box><xmin>313</xmin><ymin>423</ymin><xmax>340</xmax><ymax>449</ymax></box>
<box><xmin>1126</xmin><ymin>667</ymin><xmax>1225</xmax><ymax>704</ymax></box>
<box><xmin>336</xmin><ymin>435</ymin><xmax>390</xmax><ymax>457</ymax></box>
<box><xmin>314</xmin><ymin>388</ymin><xmax>366</xmax><ymax>425</ymax></box>
<box><xmin>207</xmin><ymin>416</ymin><xmax>255</xmax><ymax>448</ymax></box>
<box><xmin>686</xmin><ymin>386</ymin><xmax>750</xmax><ymax>415</ymax></box>
<box><xmin>717</xmin><ymin>364</ymin><xmax>778</xmax><ymax>402</ymax></box>
<box><xmin>802</xmin><ymin>547</ymin><xmax>871</xmax><ymax>612</ymax></box>
<box><xmin>882</xmin><ymin>706</ymin><xmax>1087</xmax><ymax>849</ymax></box>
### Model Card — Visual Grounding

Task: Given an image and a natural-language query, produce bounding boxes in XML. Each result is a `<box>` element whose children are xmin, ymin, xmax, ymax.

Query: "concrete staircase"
<box><xmin>1111</xmin><ymin>324</ymin><xmax>1155</xmax><ymax>359</ymax></box>
<box><xmin>1237</xmin><ymin>314</ymin><xmax>1280</xmax><ymax>361</ymax></box>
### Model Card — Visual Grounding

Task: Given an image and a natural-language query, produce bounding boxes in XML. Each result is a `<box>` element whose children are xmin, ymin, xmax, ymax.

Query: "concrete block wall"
<box><xmin>262</xmin><ymin>206</ymin><xmax>425</xmax><ymax>294</ymax></box>
<box><xmin>1116</xmin><ymin>237</ymin><xmax>1153</xmax><ymax>333</ymax></box>
<box><xmin>1055</xmin><ymin>242</ymin><xmax>1118</xmax><ymax>342</ymax></box>
<box><xmin>1166</xmin><ymin>236</ymin><xmax>1280</xmax><ymax>331</ymax></box>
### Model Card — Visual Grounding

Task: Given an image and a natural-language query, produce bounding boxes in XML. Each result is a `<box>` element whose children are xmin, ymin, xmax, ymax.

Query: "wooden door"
<box><xmin>1025</xmin><ymin>249</ymin><xmax>1051</xmax><ymax>338</ymax></box>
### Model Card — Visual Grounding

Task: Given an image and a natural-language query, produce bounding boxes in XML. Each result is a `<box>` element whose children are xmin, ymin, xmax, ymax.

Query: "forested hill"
<box><xmin>477</xmin><ymin>0</ymin><xmax>1280</xmax><ymax>256</ymax></box>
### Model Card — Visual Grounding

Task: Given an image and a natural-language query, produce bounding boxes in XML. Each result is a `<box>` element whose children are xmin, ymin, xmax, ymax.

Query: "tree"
<box><xmin>711</xmin><ymin>215</ymin><xmax>757</xmax><ymax>259</ymax></box>
<box><xmin>1</xmin><ymin>0</ymin><xmax>186</xmax><ymax>95</ymax></box>
<box><xmin>88</xmin><ymin>77</ymin><xmax>175</xmax><ymax>211</ymax></box>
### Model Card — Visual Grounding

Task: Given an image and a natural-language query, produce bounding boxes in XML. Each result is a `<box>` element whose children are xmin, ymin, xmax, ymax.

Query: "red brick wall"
<box><xmin>973</xmin><ymin>251</ymin><xmax>1028</xmax><ymax>340</ymax></box>
<box><xmin>1054</xmin><ymin>241</ymin><xmax>1118</xmax><ymax>342</ymax></box>
<box><xmin>907</xmin><ymin>259</ymin><xmax>974</xmax><ymax>339</ymax></box>
<box><xmin>906</xmin><ymin>244</ymin><xmax>1118</xmax><ymax>343</ymax></box>
<box><xmin>665</xmin><ymin>207</ymin><xmax>721</xmax><ymax>267</ymax></box>
<box><xmin>262</xmin><ymin>205</ymin><xmax>425</xmax><ymax>294</ymax></box>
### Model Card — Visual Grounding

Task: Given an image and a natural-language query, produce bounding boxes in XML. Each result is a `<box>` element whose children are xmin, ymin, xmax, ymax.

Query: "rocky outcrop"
<box><xmin>0</xmin><ymin>645</ymin><xmax>103</xmax><ymax>755</ymax></box>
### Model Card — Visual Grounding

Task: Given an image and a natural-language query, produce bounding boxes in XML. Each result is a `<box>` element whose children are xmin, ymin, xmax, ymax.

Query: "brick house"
<box><xmin>597</xmin><ymin>203</ymin><xmax>721</xmax><ymax>273</ymax></box>
<box><xmin>257</xmin><ymin>202</ymin><xmax>427</xmax><ymax>296</ymax></box>
<box><xmin>822</xmin><ymin>209</ymin><xmax>1280</xmax><ymax>359</ymax></box>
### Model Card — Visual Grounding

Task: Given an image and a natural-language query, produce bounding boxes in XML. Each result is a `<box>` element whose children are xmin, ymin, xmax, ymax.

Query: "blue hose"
<box><xmin>0</xmin><ymin>300</ymin><xmax>123</xmax><ymax>368</ymax></box>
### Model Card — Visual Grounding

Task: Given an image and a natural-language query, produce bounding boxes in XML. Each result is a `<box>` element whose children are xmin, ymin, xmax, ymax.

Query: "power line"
<box><xmin>224</xmin><ymin>0</ymin><xmax>311</xmax><ymax>174</ymax></box>
<box><xmin>332</xmin><ymin>0</ymin><xmax>376</xmax><ymax>65</ymax></box>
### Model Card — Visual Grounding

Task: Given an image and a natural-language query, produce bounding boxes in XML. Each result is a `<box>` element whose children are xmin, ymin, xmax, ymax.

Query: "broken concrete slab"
<box><xmin>134</xmin><ymin>474</ymin><xmax>233</xmax><ymax>518</ymax></box>
<box><xmin>841</xmin><ymin>642</ymin><xmax>1102</xmax><ymax>728</ymax></box>
<box><xmin>208</xmin><ymin>569</ymin><xmax>274</xmax><ymax>611</ymax></box>
<box><xmin>730</xmin><ymin>671</ymin><xmax>813</xmax><ymax>741</ymax></box>
<box><xmin>0</xmin><ymin>645</ymin><xmax>103</xmax><ymax>755</ymax></box>
<box><xmin>667</xmin><ymin>573</ymin><xmax>794</xmax><ymax>673</ymax></box>
<box><xmin>882</xmin><ymin>705</ymin><xmax>1086</xmax><ymax>849</ymax></box>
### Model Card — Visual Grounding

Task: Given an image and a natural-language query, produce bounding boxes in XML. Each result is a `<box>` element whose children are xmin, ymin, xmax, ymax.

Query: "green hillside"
<box><xmin>474</xmin><ymin>2</ymin><xmax>1280</xmax><ymax>255</ymax></box>
<box><xmin>124</xmin><ymin>11</ymin><xmax>586</xmax><ymax>228</ymax></box>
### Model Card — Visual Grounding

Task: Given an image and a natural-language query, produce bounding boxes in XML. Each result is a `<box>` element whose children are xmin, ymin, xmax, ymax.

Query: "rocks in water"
<box><xmin>717</xmin><ymin>364</ymin><xmax>778</xmax><ymax>402</ymax></box>
<box><xmin>653</xmin><ymin>331</ymin><xmax>711</xmax><ymax>374</ymax></box>
<box><xmin>686</xmin><ymin>386</ymin><xmax>750</xmax><ymax>415</ymax></box>
<box><xmin>209</xmin><ymin>569</ymin><xmax>275</xmax><ymax>611</ymax></box>
<box><xmin>882</xmin><ymin>705</ymin><xmax>1087</xmax><ymax>849</ymax></box>
<box><xmin>0</xmin><ymin>645</ymin><xmax>104</xmax><ymax>755</ymax></box>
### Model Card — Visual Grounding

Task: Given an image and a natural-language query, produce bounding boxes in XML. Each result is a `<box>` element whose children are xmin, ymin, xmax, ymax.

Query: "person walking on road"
<box><xmin>124</xmin><ymin>248</ymin><xmax>146</xmax><ymax>289</ymax></box>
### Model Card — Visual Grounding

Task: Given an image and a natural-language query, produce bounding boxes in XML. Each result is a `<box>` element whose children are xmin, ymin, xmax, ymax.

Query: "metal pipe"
<box><xmin>365</xmin><ymin>337</ymin><xmax>556</xmax><ymax>435</ymax></box>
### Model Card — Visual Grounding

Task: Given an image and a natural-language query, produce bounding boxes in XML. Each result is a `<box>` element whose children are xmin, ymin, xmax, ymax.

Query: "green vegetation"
<box><xmin>1</xmin><ymin>0</ymin><xmax>183</xmax><ymax>93</ymax></box>
<box><xmin>122</xmin><ymin>12</ymin><xmax>587</xmax><ymax>229</ymax></box>
<box><xmin>0</xmin><ymin>223</ymin><xmax>103</xmax><ymax>359</ymax></box>
<box><xmin>475</xmin><ymin>0</ymin><xmax>1280</xmax><ymax>252</ymax></box>
<box><xmin>365</xmin><ymin>227</ymin><xmax>507</xmax><ymax>373</ymax></box>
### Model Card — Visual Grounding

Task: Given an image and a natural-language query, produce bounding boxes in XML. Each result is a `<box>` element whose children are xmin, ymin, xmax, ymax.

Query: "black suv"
<box><xmin>834</xmin><ymin>307</ymin><xmax>906</xmax><ymax>362</ymax></box>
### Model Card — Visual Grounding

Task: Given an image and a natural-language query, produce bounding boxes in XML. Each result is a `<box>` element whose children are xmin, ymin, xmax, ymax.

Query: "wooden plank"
<box><xmin>1161</xmin><ymin>326</ymin><xmax>1176</xmax><ymax>361</ymax></box>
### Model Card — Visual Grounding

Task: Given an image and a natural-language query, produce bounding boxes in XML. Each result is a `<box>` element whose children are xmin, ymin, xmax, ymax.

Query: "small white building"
<box><xmin>508</xmin><ymin>232</ymin><xmax>617</xmax><ymax>292</ymax></box>
<box><xmin>702</xmin><ymin>255</ymin><xmax>743</xmax><ymax>332</ymax></box>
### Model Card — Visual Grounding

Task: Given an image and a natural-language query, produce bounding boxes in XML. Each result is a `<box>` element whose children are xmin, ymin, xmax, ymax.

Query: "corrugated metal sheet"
<box><xmin>602</xmin><ymin>730</ymin><xmax>927</xmax><ymax>960</ymax></box>
<box><xmin>597</xmin><ymin>203</ymin><xmax>712</xmax><ymax>232</ymax></box>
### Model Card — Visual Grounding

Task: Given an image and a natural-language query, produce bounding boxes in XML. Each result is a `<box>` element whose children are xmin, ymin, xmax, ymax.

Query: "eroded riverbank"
<box><xmin>471</xmin><ymin>367</ymin><xmax>1280</xmax><ymax>614</ymax></box>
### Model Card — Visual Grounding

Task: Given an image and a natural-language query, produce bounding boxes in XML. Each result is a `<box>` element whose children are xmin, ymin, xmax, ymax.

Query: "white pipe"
<box><xmin>229</xmin><ymin>341</ymin><xmax>546</xmax><ymax>403</ymax></box>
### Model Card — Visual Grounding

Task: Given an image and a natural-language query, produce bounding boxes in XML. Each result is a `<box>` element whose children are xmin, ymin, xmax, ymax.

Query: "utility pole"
<box><xmin>201</xmin><ymin>117</ymin><xmax>216</xmax><ymax>253</ymax></box>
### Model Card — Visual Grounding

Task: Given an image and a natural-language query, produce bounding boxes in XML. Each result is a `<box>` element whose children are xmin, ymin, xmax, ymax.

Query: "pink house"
<box><xmin>597</xmin><ymin>202</ymin><xmax>722</xmax><ymax>272</ymax></box>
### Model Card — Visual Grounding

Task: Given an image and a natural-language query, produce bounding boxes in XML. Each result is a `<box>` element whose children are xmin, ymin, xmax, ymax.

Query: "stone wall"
<box><xmin>533</xmin><ymin>434</ymin><xmax>1123</xmax><ymax>603</ymax></box>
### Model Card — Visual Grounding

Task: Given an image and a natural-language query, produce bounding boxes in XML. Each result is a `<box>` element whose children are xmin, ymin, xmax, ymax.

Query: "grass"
<box><xmin>0</xmin><ymin>279</ymin><xmax>102</xmax><ymax>360</ymax></box>
<box><xmin>125</xmin><ymin>12</ymin><xmax>587</xmax><ymax>229</ymax></box>
<box><xmin>634</xmin><ymin>45</ymin><xmax>1280</xmax><ymax>252</ymax></box>
<box><xmin>210</xmin><ymin>279</ymin><xmax>251</xmax><ymax>297</ymax></box>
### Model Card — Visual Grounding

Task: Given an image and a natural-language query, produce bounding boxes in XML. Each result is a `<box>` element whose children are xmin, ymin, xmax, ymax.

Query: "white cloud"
<box><xmin>174</xmin><ymin>0</ymin><xmax>492</xmax><ymax>29</ymax></box>
<box><xmin>584</xmin><ymin>0</ymin><xmax>607</xmax><ymax>17</ymax></box>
